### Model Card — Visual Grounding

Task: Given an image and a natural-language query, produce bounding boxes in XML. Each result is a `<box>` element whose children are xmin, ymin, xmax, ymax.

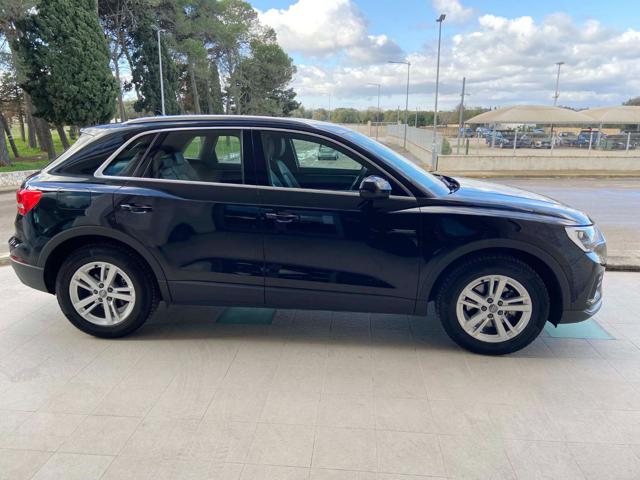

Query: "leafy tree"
<box><xmin>623</xmin><ymin>97</ymin><xmax>640</xmax><ymax>106</ymax></box>
<box><xmin>14</xmin><ymin>0</ymin><xmax>118</xmax><ymax>130</ymax></box>
<box><xmin>234</xmin><ymin>35</ymin><xmax>299</xmax><ymax>116</ymax></box>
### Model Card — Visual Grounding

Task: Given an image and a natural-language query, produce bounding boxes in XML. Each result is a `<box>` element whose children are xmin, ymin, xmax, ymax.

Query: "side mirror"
<box><xmin>359</xmin><ymin>175</ymin><xmax>391</xmax><ymax>199</ymax></box>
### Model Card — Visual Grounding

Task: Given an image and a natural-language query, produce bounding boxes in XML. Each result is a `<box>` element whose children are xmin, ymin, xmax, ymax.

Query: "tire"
<box><xmin>435</xmin><ymin>255</ymin><xmax>549</xmax><ymax>355</ymax></box>
<box><xmin>56</xmin><ymin>244</ymin><xmax>159</xmax><ymax>338</ymax></box>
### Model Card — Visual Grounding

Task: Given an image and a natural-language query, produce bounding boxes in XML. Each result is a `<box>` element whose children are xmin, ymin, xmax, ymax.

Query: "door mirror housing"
<box><xmin>359</xmin><ymin>175</ymin><xmax>392</xmax><ymax>199</ymax></box>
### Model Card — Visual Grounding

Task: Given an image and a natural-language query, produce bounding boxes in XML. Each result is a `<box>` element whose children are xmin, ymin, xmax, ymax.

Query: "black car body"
<box><xmin>9</xmin><ymin>116</ymin><xmax>606</xmax><ymax>354</ymax></box>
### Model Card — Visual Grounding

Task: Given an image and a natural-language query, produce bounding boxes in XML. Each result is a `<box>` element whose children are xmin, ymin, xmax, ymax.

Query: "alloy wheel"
<box><xmin>69</xmin><ymin>261</ymin><xmax>136</xmax><ymax>326</ymax></box>
<box><xmin>455</xmin><ymin>274</ymin><xmax>532</xmax><ymax>343</ymax></box>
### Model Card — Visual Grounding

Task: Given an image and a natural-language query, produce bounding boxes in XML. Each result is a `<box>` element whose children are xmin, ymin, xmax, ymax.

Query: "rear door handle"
<box><xmin>119</xmin><ymin>203</ymin><xmax>153</xmax><ymax>214</ymax></box>
<box><xmin>264</xmin><ymin>212</ymin><xmax>299</xmax><ymax>223</ymax></box>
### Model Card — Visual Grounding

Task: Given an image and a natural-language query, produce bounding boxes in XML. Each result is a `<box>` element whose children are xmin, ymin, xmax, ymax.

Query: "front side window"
<box><xmin>144</xmin><ymin>130</ymin><xmax>243</xmax><ymax>184</ymax></box>
<box><xmin>260</xmin><ymin>131</ymin><xmax>404</xmax><ymax>195</ymax></box>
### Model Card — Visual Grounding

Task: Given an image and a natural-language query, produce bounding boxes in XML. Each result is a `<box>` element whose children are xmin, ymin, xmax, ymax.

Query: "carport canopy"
<box><xmin>582</xmin><ymin>106</ymin><xmax>640</xmax><ymax>124</ymax></box>
<box><xmin>466</xmin><ymin>104</ymin><xmax>594</xmax><ymax>124</ymax></box>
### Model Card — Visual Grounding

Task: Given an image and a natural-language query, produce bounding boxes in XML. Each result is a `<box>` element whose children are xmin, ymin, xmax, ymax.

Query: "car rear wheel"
<box><xmin>436</xmin><ymin>255</ymin><xmax>549</xmax><ymax>355</ymax></box>
<box><xmin>56</xmin><ymin>244</ymin><xmax>158</xmax><ymax>338</ymax></box>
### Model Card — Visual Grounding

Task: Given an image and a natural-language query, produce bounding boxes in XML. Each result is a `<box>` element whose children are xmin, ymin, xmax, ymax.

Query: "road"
<box><xmin>1</xmin><ymin>178</ymin><xmax>638</xmax><ymax>266</ymax></box>
<box><xmin>0</xmin><ymin>190</ymin><xmax>16</xmax><ymax>257</ymax></box>
<box><xmin>492</xmin><ymin>177</ymin><xmax>640</xmax><ymax>267</ymax></box>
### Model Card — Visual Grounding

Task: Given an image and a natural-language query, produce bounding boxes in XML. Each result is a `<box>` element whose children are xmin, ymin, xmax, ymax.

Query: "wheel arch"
<box><xmin>40</xmin><ymin>227</ymin><xmax>170</xmax><ymax>301</ymax></box>
<box><xmin>419</xmin><ymin>240</ymin><xmax>569</xmax><ymax>325</ymax></box>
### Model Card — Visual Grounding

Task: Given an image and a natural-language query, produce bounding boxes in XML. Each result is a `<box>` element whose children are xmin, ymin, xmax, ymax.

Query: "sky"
<box><xmin>251</xmin><ymin>0</ymin><xmax>640</xmax><ymax>111</ymax></box>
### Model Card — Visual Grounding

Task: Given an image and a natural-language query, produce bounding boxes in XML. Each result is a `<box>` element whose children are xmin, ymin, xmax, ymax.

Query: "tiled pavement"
<box><xmin>1</xmin><ymin>266</ymin><xmax>640</xmax><ymax>479</ymax></box>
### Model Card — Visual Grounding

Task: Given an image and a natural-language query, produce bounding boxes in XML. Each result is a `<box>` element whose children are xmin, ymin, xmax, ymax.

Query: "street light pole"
<box><xmin>388</xmin><ymin>61</ymin><xmax>411</xmax><ymax>149</ymax></box>
<box><xmin>456</xmin><ymin>76</ymin><xmax>466</xmax><ymax>154</ymax></box>
<box><xmin>157</xmin><ymin>29</ymin><xmax>166</xmax><ymax>116</ymax></box>
<box><xmin>366</xmin><ymin>83</ymin><xmax>382</xmax><ymax>140</ymax></box>
<box><xmin>553</xmin><ymin>61</ymin><xmax>564</xmax><ymax>106</ymax></box>
<box><xmin>432</xmin><ymin>13</ymin><xmax>446</xmax><ymax>169</ymax></box>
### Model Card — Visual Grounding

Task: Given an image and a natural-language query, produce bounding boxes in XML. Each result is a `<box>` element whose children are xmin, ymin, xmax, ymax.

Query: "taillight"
<box><xmin>16</xmin><ymin>189</ymin><xmax>42</xmax><ymax>216</ymax></box>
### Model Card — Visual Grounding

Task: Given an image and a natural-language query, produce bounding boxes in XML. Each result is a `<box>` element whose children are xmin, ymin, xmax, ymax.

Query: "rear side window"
<box><xmin>143</xmin><ymin>130</ymin><xmax>243</xmax><ymax>184</ymax></box>
<box><xmin>102</xmin><ymin>135</ymin><xmax>155</xmax><ymax>177</ymax></box>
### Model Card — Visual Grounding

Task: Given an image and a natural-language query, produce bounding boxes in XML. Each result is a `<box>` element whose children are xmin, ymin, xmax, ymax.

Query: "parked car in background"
<box><xmin>532</xmin><ymin>137</ymin><xmax>552</xmax><ymax>149</ymax></box>
<box><xmin>459</xmin><ymin>127</ymin><xmax>474</xmax><ymax>138</ymax></box>
<box><xmin>557</xmin><ymin>132</ymin><xmax>579</xmax><ymax>146</ymax></box>
<box><xmin>10</xmin><ymin>116</ymin><xmax>606</xmax><ymax>355</ymax></box>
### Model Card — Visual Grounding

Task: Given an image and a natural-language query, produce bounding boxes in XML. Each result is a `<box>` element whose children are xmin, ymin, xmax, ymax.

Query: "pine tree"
<box><xmin>13</xmin><ymin>0</ymin><xmax>117</xmax><ymax>126</ymax></box>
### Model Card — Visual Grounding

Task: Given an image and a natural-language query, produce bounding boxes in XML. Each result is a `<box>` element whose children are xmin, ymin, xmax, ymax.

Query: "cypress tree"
<box><xmin>14</xmin><ymin>0</ymin><xmax>117</xmax><ymax>126</ymax></box>
<box><xmin>130</xmin><ymin>12</ymin><xmax>180</xmax><ymax>115</ymax></box>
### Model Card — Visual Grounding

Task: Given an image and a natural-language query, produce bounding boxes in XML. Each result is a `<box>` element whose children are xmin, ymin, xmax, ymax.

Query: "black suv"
<box><xmin>9</xmin><ymin>116</ymin><xmax>606</xmax><ymax>354</ymax></box>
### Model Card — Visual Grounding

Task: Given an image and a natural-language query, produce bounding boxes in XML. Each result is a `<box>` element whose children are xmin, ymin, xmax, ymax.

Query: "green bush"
<box><xmin>440</xmin><ymin>136</ymin><xmax>452</xmax><ymax>155</ymax></box>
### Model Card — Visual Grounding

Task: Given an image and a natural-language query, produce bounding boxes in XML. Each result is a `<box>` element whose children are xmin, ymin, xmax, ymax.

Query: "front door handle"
<box><xmin>119</xmin><ymin>203</ymin><xmax>153</xmax><ymax>214</ymax></box>
<box><xmin>264</xmin><ymin>212</ymin><xmax>299</xmax><ymax>223</ymax></box>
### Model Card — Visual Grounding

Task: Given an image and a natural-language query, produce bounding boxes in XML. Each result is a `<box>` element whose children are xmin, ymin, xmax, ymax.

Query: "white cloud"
<box><xmin>432</xmin><ymin>0</ymin><xmax>474</xmax><ymax>24</ymax></box>
<box><xmin>291</xmin><ymin>13</ymin><xmax>640</xmax><ymax>110</ymax></box>
<box><xmin>258</xmin><ymin>0</ymin><xmax>403</xmax><ymax>64</ymax></box>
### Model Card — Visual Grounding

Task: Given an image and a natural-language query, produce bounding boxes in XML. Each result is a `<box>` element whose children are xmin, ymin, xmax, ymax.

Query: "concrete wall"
<box><xmin>438</xmin><ymin>154</ymin><xmax>640</xmax><ymax>175</ymax></box>
<box><xmin>0</xmin><ymin>170</ymin><xmax>38</xmax><ymax>188</ymax></box>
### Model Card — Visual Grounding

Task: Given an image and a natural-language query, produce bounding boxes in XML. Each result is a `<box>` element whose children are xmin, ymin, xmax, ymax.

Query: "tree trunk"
<box><xmin>16</xmin><ymin>87</ymin><xmax>26</xmax><ymax>142</ymax></box>
<box><xmin>206</xmin><ymin>76</ymin><xmax>214</xmax><ymax>114</ymax></box>
<box><xmin>56</xmin><ymin>125</ymin><xmax>70</xmax><ymax>150</ymax></box>
<box><xmin>112</xmin><ymin>47</ymin><xmax>127</xmax><ymax>122</ymax></box>
<box><xmin>189</xmin><ymin>60</ymin><xmax>201</xmax><ymax>114</ymax></box>
<box><xmin>35</xmin><ymin>119</ymin><xmax>56</xmax><ymax>160</ymax></box>
<box><xmin>25</xmin><ymin>96</ymin><xmax>38</xmax><ymax>149</ymax></box>
<box><xmin>119</xmin><ymin>32</ymin><xmax>141</xmax><ymax>101</ymax></box>
<box><xmin>0</xmin><ymin>116</ymin><xmax>12</xmax><ymax>167</ymax></box>
<box><xmin>0</xmin><ymin>112</ymin><xmax>20</xmax><ymax>158</ymax></box>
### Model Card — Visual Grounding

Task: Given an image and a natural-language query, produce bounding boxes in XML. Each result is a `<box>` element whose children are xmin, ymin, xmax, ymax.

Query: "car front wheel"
<box><xmin>56</xmin><ymin>244</ymin><xmax>158</xmax><ymax>338</ymax></box>
<box><xmin>436</xmin><ymin>255</ymin><xmax>549</xmax><ymax>355</ymax></box>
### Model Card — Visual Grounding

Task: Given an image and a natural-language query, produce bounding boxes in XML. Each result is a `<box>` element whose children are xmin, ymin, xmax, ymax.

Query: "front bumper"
<box><xmin>558</xmin><ymin>261</ymin><xmax>605</xmax><ymax>324</ymax></box>
<box><xmin>10</xmin><ymin>256</ymin><xmax>48</xmax><ymax>293</ymax></box>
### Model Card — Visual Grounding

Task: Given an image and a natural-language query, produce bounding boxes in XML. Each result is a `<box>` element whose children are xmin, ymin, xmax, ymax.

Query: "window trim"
<box><xmin>93</xmin><ymin>126</ymin><xmax>414</xmax><ymax>198</ymax></box>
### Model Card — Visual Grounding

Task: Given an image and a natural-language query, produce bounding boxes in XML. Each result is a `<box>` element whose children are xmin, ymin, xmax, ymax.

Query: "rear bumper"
<box><xmin>10</xmin><ymin>257</ymin><xmax>48</xmax><ymax>293</ymax></box>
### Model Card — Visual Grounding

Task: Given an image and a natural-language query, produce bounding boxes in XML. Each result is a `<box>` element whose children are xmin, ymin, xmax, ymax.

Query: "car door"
<box><xmin>104</xmin><ymin>128</ymin><xmax>264</xmax><ymax>307</ymax></box>
<box><xmin>254</xmin><ymin>129</ymin><xmax>421</xmax><ymax>314</ymax></box>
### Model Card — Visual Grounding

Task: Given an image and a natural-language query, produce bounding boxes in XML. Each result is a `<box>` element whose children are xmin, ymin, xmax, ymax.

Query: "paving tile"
<box><xmin>317</xmin><ymin>393</ymin><xmax>375</xmax><ymax>429</ymax></box>
<box><xmin>240</xmin><ymin>464</ymin><xmax>310</xmax><ymax>479</ymax></box>
<box><xmin>0</xmin><ymin>448</ymin><xmax>51</xmax><ymax>480</ymax></box>
<box><xmin>0</xmin><ymin>411</ymin><xmax>85</xmax><ymax>451</ymax></box>
<box><xmin>247</xmin><ymin>423</ymin><xmax>315</xmax><ymax>467</ymax></box>
<box><xmin>439</xmin><ymin>433</ymin><xmax>516</xmax><ymax>479</ymax></box>
<box><xmin>504</xmin><ymin>439</ymin><xmax>585</xmax><ymax>480</ymax></box>
<box><xmin>374</xmin><ymin>396</ymin><xmax>436</xmax><ymax>433</ymax></box>
<box><xmin>312</xmin><ymin>426</ymin><xmax>377</xmax><ymax>472</ymax></box>
<box><xmin>310</xmin><ymin>469</ymin><xmax>375</xmax><ymax>480</ymax></box>
<box><xmin>59</xmin><ymin>415</ymin><xmax>140</xmax><ymax>456</ymax></box>
<box><xmin>203</xmin><ymin>388</ymin><xmax>269</xmax><ymax>422</ymax></box>
<box><xmin>568</xmin><ymin>443</ymin><xmax>640</xmax><ymax>480</ymax></box>
<box><xmin>31</xmin><ymin>452</ymin><xmax>113</xmax><ymax>480</ymax></box>
<box><xmin>259</xmin><ymin>390</ymin><xmax>320</xmax><ymax>425</ymax></box>
<box><xmin>376</xmin><ymin>430</ymin><xmax>445</xmax><ymax>476</ymax></box>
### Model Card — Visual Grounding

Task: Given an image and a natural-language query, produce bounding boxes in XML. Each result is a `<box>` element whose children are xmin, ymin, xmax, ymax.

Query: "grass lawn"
<box><xmin>1</xmin><ymin>127</ymin><xmax>75</xmax><ymax>173</ymax></box>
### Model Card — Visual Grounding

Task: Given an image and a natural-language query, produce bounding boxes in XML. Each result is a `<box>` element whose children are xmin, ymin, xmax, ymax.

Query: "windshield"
<box><xmin>341</xmin><ymin>130</ymin><xmax>450</xmax><ymax>196</ymax></box>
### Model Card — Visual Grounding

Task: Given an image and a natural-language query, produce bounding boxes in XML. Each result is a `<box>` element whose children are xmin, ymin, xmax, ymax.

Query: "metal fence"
<box><xmin>473</xmin><ymin>128</ymin><xmax>640</xmax><ymax>153</ymax></box>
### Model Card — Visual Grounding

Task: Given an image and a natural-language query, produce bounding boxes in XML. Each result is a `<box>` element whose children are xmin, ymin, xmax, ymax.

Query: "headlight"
<box><xmin>565</xmin><ymin>225</ymin><xmax>605</xmax><ymax>253</ymax></box>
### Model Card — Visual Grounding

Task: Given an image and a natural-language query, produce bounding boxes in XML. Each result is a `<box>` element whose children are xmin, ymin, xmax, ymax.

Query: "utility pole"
<box><xmin>553</xmin><ymin>61</ymin><xmax>564</xmax><ymax>106</ymax></box>
<box><xmin>388</xmin><ymin>61</ymin><xmax>411</xmax><ymax>148</ymax></box>
<box><xmin>432</xmin><ymin>14</ymin><xmax>446</xmax><ymax>169</ymax></box>
<box><xmin>456</xmin><ymin>77</ymin><xmax>466</xmax><ymax>154</ymax></box>
<box><xmin>157</xmin><ymin>29</ymin><xmax>166</xmax><ymax>115</ymax></box>
<box><xmin>366</xmin><ymin>83</ymin><xmax>382</xmax><ymax>139</ymax></box>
